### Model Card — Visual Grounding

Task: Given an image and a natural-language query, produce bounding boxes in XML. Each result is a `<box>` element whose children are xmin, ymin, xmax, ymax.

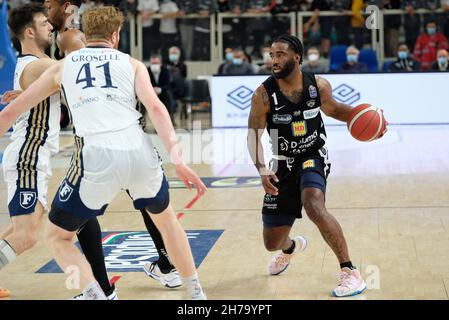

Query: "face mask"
<box><xmin>438</xmin><ymin>56</ymin><xmax>448</xmax><ymax>66</ymax></box>
<box><xmin>263</xmin><ymin>52</ymin><xmax>271</xmax><ymax>63</ymax></box>
<box><xmin>225</xmin><ymin>52</ymin><xmax>234</xmax><ymax>61</ymax></box>
<box><xmin>398</xmin><ymin>51</ymin><xmax>408</xmax><ymax>60</ymax></box>
<box><xmin>233</xmin><ymin>58</ymin><xmax>242</xmax><ymax>65</ymax></box>
<box><xmin>169</xmin><ymin>54</ymin><xmax>179</xmax><ymax>62</ymax></box>
<box><xmin>308</xmin><ymin>53</ymin><xmax>319</xmax><ymax>62</ymax></box>
<box><xmin>150</xmin><ymin>64</ymin><xmax>161</xmax><ymax>73</ymax></box>
<box><xmin>427</xmin><ymin>27</ymin><xmax>436</xmax><ymax>35</ymax></box>
<box><xmin>347</xmin><ymin>54</ymin><xmax>358</xmax><ymax>63</ymax></box>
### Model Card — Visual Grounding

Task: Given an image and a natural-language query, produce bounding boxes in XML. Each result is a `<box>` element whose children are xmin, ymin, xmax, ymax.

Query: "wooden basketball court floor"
<box><xmin>1</xmin><ymin>124</ymin><xmax>449</xmax><ymax>300</ymax></box>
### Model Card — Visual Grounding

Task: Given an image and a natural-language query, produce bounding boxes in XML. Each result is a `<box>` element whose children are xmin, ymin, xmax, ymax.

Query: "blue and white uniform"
<box><xmin>51</xmin><ymin>47</ymin><xmax>168</xmax><ymax>231</ymax></box>
<box><xmin>3</xmin><ymin>55</ymin><xmax>61</xmax><ymax>215</ymax></box>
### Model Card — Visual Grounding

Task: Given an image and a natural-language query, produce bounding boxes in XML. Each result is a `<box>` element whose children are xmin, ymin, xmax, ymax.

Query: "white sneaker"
<box><xmin>143</xmin><ymin>261</ymin><xmax>182</xmax><ymax>288</ymax></box>
<box><xmin>332</xmin><ymin>268</ymin><xmax>367</xmax><ymax>297</ymax></box>
<box><xmin>268</xmin><ymin>235</ymin><xmax>308</xmax><ymax>276</ymax></box>
<box><xmin>72</xmin><ymin>289</ymin><xmax>119</xmax><ymax>300</ymax></box>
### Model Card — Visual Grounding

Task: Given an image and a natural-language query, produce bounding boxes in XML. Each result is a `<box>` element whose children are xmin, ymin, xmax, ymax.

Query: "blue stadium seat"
<box><xmin>382</xmin><ymin>60</ymin><xmax>394</xmax><ymax>71</ymax></box>
<box><xmin>359</xmin><ymin>49</ymin><xmax>378</xmax><ymax>72</ymax></box>
<box><xmin>329</xmin><ymin>45</ymin><xmax>348</xmax><ymax>71</ymax></box>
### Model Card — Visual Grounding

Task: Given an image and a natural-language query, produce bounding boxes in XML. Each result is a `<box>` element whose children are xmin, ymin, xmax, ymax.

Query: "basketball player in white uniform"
<box><xmin>0</xmin><ymin>3</ymin><xmax>59</xmax><ymax>297</ymax></box>
<box><xmin>0</xmin><ymin>6</ymin><xmax>207</xmax><ymax>300</ymax></box>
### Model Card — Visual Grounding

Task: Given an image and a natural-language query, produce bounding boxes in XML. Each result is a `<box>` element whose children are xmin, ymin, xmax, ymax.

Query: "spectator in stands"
<box><xmin>403</xmin><ymin>1</ymin><xmax>422</xmax><ymax>52</ymax></box>
<box><xmin>349</xmin><ymin>0</ymin><xmax>365</xmax><ymax>49</ymax></box>
<box><xmin>441</xmin><ymin>0</ymin><xmax>449</xmax><ymax>39</ymax></box>
<box><xmin>384</xmin><ymin>0</ymin><xmax>402</xmax><ymax>57</ymax></box>
<box><xmin>388</xmin><ymin>43</ymin><xmax>420</xmax><ymax>72</ymax></box>
<box><xmin>7</xmin><ymin>1</ymin><xmax>31</xmax><ymax>10</ymax></box>
<box><xmin>338</xmin><ymin>45</ymin><xmax>368</xmax><ymax>73</ymax></box>
<box><xmin>79</xmin><ymin>0</ymin><xmax>96</xmax><ymax>16</ymax></box>
<box><xmin>431</xmin><ymin>48</ymin><xmax>449</xmax><ymax>71</ymax></box>
<box><xmin>333</xmin><ymin>0</ymin><xmax>351</xmax><ymax>46</ymax></box>
<box><xmin>167</xmin><ymin>46</ymin><xmax>188</xmax><ymax>119</ymax></box>
<box><xmin>302</xmin><ymin>47</ymin><xmax>329</xmax><ymax>73</ymax></box>
<box><xmin>138</xmin><ymin>0</ymin><xmax>160</xmax><ymax>60</ymax></box>
<box><xmin>167</xmin><ymin>46</ymin><xmax>187</xmax><ymax>78</ymax></box>
<box><xmin>176</xmin><ymin>1</ymin><xmax>195</xmax><ymax>61</ymax></box>
<box><xmin>413</xmin><ymin>19</ymin><xmax>449</xmax><ymax>70</ymax></box>
<box><xmin>148</xmin><ymin>54</ymin><xmax>176</xmax><ymax>123</ymax></box>
<box><xmin>119</xmin><ymin>0</ymin><xmax>138</xmax><ymax>54</ymax></box>
<box><xmin>222</xmin><ymin>49</ymin><xmax>255</xmax><ymax>74</ymax></box>
<box><xmin>243</xmin><ymin>51</ymin><xmax>252</xmax><ymax>64</ymax></box>
<box><xmin>270</xmin><ymin>0</ymin><xmax>298</xmax><ymax>39</ymax></box>
<box><xmin>258</xmin><ymin>44</ymin><xmax>272</xmax><ymax>74</ymax></box>
<box><xmin>309</xmin><ymin>0</ymin><xmax>333</xmax><ymax>58</ymax></box>
<box><xmin>193</xmin><ymin>0</ymin><xmax>218</xmax><ymax>60</ymax></box>
<box><xmin>159</xmin><ymin>0</ymin><xmax>181</xmax><ymax>62</ymax></box>
<box><xmin>227</xmin><ymin>1</ymin><xmax>248</xmax><ymax>51</ymax></box>
<box><xmin>217</xmin><ymin>0</ymin><xmax>235</xmax><ymax>49</ymax></box>
<box><xmin>218</xmin><ymin>47</ymin><xmax>234</xmax><ymax>74</ymax></box>
<box><xmin>245</xmin><ymin>0</ymin><xmax>272</xmax><ymax>58</ymax></box>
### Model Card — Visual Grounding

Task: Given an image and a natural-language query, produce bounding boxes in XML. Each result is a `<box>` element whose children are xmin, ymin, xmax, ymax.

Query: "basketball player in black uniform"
<box><xmin>247</xmin><ymin>35</ymin><xmax>387</xmax><ymax>297</ymax></box>
<box><xmin>45</xmin><ymin>0</ymin><xmax>180</xmax><ymax>297</ymax></box>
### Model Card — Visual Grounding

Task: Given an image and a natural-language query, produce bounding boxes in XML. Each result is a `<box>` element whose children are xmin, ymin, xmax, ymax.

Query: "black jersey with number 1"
<box><xmin>262</xmin><ymin>71</ymin><xmax>327</xmax><ymax>158</ymax></box>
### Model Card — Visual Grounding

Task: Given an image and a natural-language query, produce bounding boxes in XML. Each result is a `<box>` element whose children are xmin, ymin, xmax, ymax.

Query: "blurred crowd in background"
<box><xmin>5</xmin><ymin>0</ymin><xmax>449</xmax><ymax>126</ymax></box>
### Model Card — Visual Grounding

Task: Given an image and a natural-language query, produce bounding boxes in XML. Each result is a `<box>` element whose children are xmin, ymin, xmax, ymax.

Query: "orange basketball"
<box><xmin>347</xmin><ymin>104</ymin><xmax>386</xmax><ymax>142</ymax></box>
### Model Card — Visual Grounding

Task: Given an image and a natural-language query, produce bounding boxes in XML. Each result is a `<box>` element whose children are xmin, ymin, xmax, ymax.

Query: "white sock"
<box><xmin>82</xmin><ymin>281</ymin><xmax>107</xmax><ymax>300</ymax></box>
<box><xmin>183</xmin><ymin>273</ymin><xmax>206</xmax><ymax>300</ymax></box>
<box><xmin>0</xmin><ymin>240</ymin><xmax>17</xmax><ymax>270</ymax></box>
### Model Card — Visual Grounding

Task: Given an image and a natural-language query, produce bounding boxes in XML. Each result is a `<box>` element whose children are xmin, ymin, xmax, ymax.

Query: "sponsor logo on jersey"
<box><xmin>106</xmin><ymin>93</ymin><xmax>134</xmax><ymax>104</ymax></box>
<box><xmin>302</xmin><ymin>159</ymin><xmax>315</xmax><ymax>169</ymax></box>
<box><xmin>36</xmin><ymin>230</ymin><xmax>224</xmax><ymax>273</ymax></box>
<box><xmin>274</xmin><ymin>105</ymin><xmax>286</xmax><ymax>111</ymax></box>
<box><xmin>73</xmin><ymin>96</ymin><xmax>99</xmax><ymax>109</ymax></box>
<box><xmin>20</xmin><ymin>191</ymin><xmax>37</xmax><ymax>209</ymax></box>
<box><xmin>286</xmin><ymin>157</ymin><xmax>295</xmax><ymax>171</ymax></box>
<box><xmin>303</xmin><ymin>107</ymin><xmax>320</xmax><ymax>120</ymax></box>
<box><xmin>293</xmin><ymin>110</ymin><xmax>301</xmax><ymax>117</ymax></box>
<box><xmin>306</xmin><ymin>99</ymin><xmax>316</xmax><ymax>108</ymax></box>
<box><xmin>272</xmin><ymin>114</ymin><xmax>292</xmax><ymax>124</ymax></box>
<box><xmin>292</xmin><ymin>121</ymin><xmax>307</xmax><ymax>137</ymax></box>
<box><xmin>278</xmin><ymin>131</ymin><xmax>318</xmax><ymax>155</ymax></box>
<box><xmin>309</xmin><ymin>85</ymin><xmax>318</xmax><ymax>98</ymax></box>
<box><xmin>58</xmin><ymin>180</ymin><xmax>73</xmax><ymax>202</ymax></box>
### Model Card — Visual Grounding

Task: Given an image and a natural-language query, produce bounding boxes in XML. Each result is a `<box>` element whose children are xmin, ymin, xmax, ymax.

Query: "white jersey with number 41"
<box><xmin>62</xmin><ymin>47</ymin><xmax>141</xmax><ymax>137</ymax></box>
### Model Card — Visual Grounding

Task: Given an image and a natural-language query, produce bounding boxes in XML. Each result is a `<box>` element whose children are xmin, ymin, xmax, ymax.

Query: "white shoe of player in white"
<box><xmin>72</xmin><ymin>289</ymin><xmax>119</xmax><ymax>300</ymax></box>
<box><xmin>143</xmin><ymin>261</ymin><xmax>182</xmax><ymax>288</ymax></box>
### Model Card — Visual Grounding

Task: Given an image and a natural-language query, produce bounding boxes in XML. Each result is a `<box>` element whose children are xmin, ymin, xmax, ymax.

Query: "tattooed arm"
<box><xmin>316</xmin><ymin>76</ymin><xmax>353</xmax><ymax>123</ymax></box>
<box><xmin>247</xmin><ymin>85</ymin><xmax>279</xmax><ymax>195</ymax></box>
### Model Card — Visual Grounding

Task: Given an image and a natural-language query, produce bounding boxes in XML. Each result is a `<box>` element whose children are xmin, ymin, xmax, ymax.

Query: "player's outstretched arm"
<box><xmin>247</xmin><ymin>85</ymin><xmax>279</xmax><ymax>196</ymax></box>
<box><xmin>0</xmin><ymin>61</ymin><xmax>62</xmax><ymax>138</ymax></box>
<box><xmin>0</xmin><ymin>59</ymin><xmax>58</xmax><ymax>104</ymax></box>
<box><xmin>132</xmin><ymin>58</ymin><xmax>207</xmax><ymax>195</ymax></box>
<box><xmin>317</xmin><ymin>76</ymin><xmax>353</xmax><ymax>123</ymax></box>
<box><xmin>56</xmin><ymin>29</ymin><xmax>86</xmax><ymax>58</ymax></box>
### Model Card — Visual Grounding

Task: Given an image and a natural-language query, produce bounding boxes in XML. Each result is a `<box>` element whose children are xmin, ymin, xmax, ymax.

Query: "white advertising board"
<box><xmin>211</xmin><ymin>73</ymin><xmax>449</xmax><ymax>127</ymax></box>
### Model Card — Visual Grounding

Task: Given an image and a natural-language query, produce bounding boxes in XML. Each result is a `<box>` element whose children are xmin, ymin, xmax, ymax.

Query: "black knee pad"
<box><xmin>49</xmin><ymin>205</ymin><xmax>89</xmax><ymax>232</ymax></box>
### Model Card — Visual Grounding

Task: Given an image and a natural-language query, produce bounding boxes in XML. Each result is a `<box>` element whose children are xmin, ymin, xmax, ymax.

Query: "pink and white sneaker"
<box><xmin>268</xmin><ymin>235</ymin><xmax>308</xmax><ymax>276</ymax></box>
<box><xmin>332</xmin><ymin>267</ymin><xmax>367</xmax><ymax>297</ymax></box>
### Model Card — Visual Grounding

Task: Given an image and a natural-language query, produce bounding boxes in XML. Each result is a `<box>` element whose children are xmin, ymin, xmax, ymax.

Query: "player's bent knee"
<box><xmin>264</xmin><ymin>238</ymin><xmax>283</xmax><ymax>251</ymax></box>
<box><xmin>303</xmin><ymin>198</ymin><xmax>326</xmax><ymax>222</ymax></box>
<box><xmin>136</xmin><ymin>177</ymin><xmax>170</xmax><ymax>215</ymax></box>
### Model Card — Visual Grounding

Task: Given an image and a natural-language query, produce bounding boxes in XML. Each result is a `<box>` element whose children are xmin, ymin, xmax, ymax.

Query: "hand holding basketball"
<box><xmin>347</xmin><ymin>104</ymin><xmax>388</xmax><ymax>141</ymax></box>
